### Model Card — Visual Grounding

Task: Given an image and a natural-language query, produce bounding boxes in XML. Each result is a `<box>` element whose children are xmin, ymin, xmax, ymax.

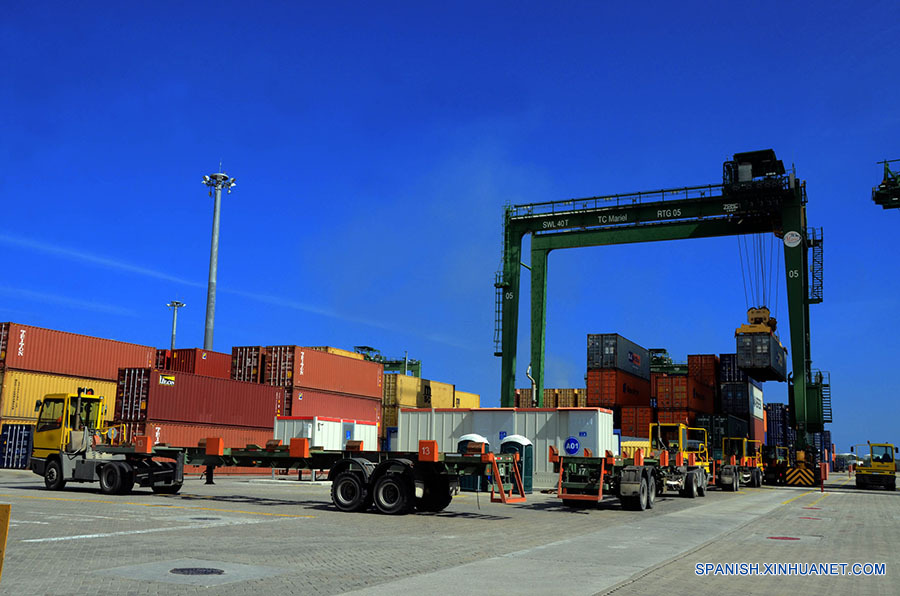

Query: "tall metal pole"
<box><xmin>202</xmin><ymin>172</ymin><xmax>235</xmax><ymax>350</ymax></box>
<box><xmin>166</xmin><ymin>300</ymin><xmax>185</xmax><ymax>350</ymax></box>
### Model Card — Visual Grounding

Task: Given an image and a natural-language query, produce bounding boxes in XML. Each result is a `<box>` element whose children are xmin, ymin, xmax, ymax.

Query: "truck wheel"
<box><xmin>331</xmin><ymin>471</ymin><xmax>370</xmax><ymax>512</ymax></box>
<box><xmin>646</xmin><ymin>474</ymin><xmax>656</xmax><ymax>509</ymax></box>
<box><xmin>698</xmin><ymin>471</ymin><xmax>708</xmax><ymax>497</ymax></box>
<box><xmin>99</xmin><ymin>463</ymin><xmax>124</xmax><ymax>495</ymax></box>
<box><xmin>151</xmin><ymin>483</ymin><xmax>183</xmax><ymax>495</ymax></box>
<box><xmin>733</xmin><ymin>474</ymin><xmax>739</xmax><ymax>492</ymax></box>
<box><xmin>416</xmin><ymin>475</ymin><xmax>452</xmax><ymax>513</ymax></box>
<box><xmin>44</xmin><ymin>459</ymin><xmax>66</xmax><ymax>491</ymax></box>
<box><xmin>686</xmin><ymin>473</ymin><xmax>698</xmax><ymax>498</ymax></box>
<box><xmin>373</xmin><ymin>473</ymin><xmax>412</xmax><ymax>515</ymax></box>
<box><xmin>116</xmin><ymin>462</ymin><xmax>135</xmax><ymax>495</ymax></box>
<box><xmin>631</xmin><ymin>477</ymin><xmax>648</xmax><ymax>511</ymax></box>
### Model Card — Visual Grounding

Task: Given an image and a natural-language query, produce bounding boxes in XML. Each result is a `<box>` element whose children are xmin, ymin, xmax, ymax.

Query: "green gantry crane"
<box><xmin>354</xmin><ymin>346</ymin><xmax>422</xmax><ymax>377</ymax></box>
<box><xmin>494</xmin><ymin>150</ymin><xmax>830</xmax><ymax>445</ymax></box>
<box><xmin>873</xmin><ymin>159</ymin><xmax>900</xmax><ymax>209</ymax></box>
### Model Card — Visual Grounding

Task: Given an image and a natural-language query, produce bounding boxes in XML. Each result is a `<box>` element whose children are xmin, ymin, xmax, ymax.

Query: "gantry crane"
<box><xmin>872</xmin><ymin>159</ymin><xmax>900</xmax><ymax>209</ymax></box>
<box><xmin>494</xmin><ymin>150</ymin><xmax>830</xmax><ymax>449</ymax></box>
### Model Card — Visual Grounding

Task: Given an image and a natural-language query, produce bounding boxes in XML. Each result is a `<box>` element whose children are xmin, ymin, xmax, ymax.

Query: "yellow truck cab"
<box><xmin>649</xmin><ymin>423</ymin><xmax>710</xmax><ymax>497</ymax></box>
<box><xmin>851</xmin><ymin>442</ymin><xmax>897</xmax><ymax>491</ymax></box>
<box><xmin>719</xmin><ymin>437</ymin><xmax>764</xmax><ymax>489</ymax></box>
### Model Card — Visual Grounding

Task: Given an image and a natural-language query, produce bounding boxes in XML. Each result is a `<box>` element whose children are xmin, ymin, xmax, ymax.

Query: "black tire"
<box><xmin>99</xmin><ymin>462</ymin><xmax>124</xmax><ymax>495</ymax></box>
<box><xmin>733</xmin><ymin>474</ymin><xmax>739</xmax><ymax>492</ymax></box>
<box><xmin>151</xmin><ymin>483</ymin><xmax>183</xmax><ymax>495</ymax></box>
<box><xmin>373</xmin><ymin>473</ymin><xmax>412</xmax><ymax>515</ymax></box>
<box><xmin>416</xmin><ymin>475</ymin><xmax>453</xmax><ymax>513</ymax></box>
<box><xmin>698</xmin><ymin>471</ymin><xmax>708</xmax><ymax>497</ymax></box>
<box><xmin>331</xmin><ymin>471</ymin><xmax>370</xmax><ymax>512</ymax></box>
<box><xmin>636</xmin><ymin>477</ymin><xmax>648</xmax><ymax>511</ymax></box>
<box><xmin>117</xmin><ymin>462</ymin><xmax>135</xmax><ymax>495</ymax></box>
<box><xmin>646</xmin><ymin>474</ymin><xmax>656</xmax><ymax>509</ymax></box>
<box><xmin>44</xmin><ymin>459</ymin><xmax>66</xmax><ymax>491</ymax></box>
<box><xmin>687</xmin><ymin>473</ymin><xmax>698</xmax><ymax>499</ymax></box>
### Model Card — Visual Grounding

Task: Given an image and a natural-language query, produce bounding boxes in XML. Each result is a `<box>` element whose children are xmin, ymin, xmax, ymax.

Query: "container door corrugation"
<box><xmin>116</xmin><ymin>368</ymin><xmax>151</xmax><ymax>423</ymax></box>
<box><xmin>231</xmin><ymin>346</ymin><xmax>265</xmax><ymax>383</ymax></box>
<box><xmin>0</xmin><ymin>422</ymin><xmax>34</xmax><ymax>469</ymax></box>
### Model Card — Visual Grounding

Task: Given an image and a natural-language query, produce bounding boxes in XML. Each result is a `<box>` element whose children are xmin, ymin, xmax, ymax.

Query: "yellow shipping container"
<box><xmin>306</xmin><ymin>346</ymin><xmax>365</xmax><ymax>361</ymax></box>
<box><xmin>454</xmin><ymin>390</ymin><xmax>480</xmax><ymax>408</ymax></box>
<box><xmin>621</xmin><ymin>440</ymin><xmax>650</xmax><ymax>458</ymax></box>
<box><xmin>0</xmin><ymin>370</ymin><xmax>117</xmax><ymax>422</ymax></box>
<box><xmin>383</xmin><ymin>374</ymin><xmax>455</xmax><ymax>408</ymax></box>
<box><xmin>382</xmin><ymin>405</ymin><xmax>399</xmax><ymax>433</ymax></box>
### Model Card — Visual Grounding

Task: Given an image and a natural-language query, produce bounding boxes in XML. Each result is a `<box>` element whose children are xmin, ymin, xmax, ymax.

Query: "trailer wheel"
<box><xmin>646</xmin><ymin>474</ymin><xmax>656</xmax><ymax>509</ymax></box>
<box><xmin>622</xmin><ymin>476</ymin><xmax>649</xmax><ymax>511</ymax></box>
<box><xmin>416</xmin><ymin>475</ymin><xmax>452</xmax><ymax>513</ymax></box>
<box><xmin>697</xmin><ymin>471</ymin><xmax>707</xmax><ymax>497</ymax></box>
<box><xmin>44</xmin><ymin>459</ymin><xmax>66</xmax><ymax>491</ymax></box>
<box><xmin>116</xmin><ymin>462</ymin><xmax>135</xmax><ymax>495</ymax></box>
<box><xmin>733</xmin><ymin>474</ymin><xmax>739</xmax><ymax>492</ymax></box>
<box><xmin>373</xmin><ymin>473</ymin><xmax>413</xmax><ymax>515</ymax></box>
<box><xmin>686</xmin><ymin>472</ymin><xmax>698</xmax><ymax>498</ymax></box>
<box><xmin>331</xmin><ymin>471</ymin><xmax>370</xmax><ymax>512</ymax></box>
<box><xmin>99</xmin><ymin>463</ymin><xmax>124</xmax><ymax>495</ymax></box>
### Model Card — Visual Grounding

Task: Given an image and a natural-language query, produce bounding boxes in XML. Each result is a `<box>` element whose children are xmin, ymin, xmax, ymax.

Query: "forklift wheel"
<box><xmin>44</xmin><ymin>459</ymin><xmax>66</xmax><ymax>491</ymax></box>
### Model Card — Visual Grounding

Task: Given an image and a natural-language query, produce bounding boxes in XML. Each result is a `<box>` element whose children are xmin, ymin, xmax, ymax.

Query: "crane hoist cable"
<box><xmin>737</xmin><ymin>232</ymin><xmax>781</xmax><ymax>316</ymax></box>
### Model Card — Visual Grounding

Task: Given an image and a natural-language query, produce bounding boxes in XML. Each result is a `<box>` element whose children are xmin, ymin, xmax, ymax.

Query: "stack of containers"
<box><xmin>382</xmin><ymin>374</ymin><xmax>453</xmax><ymax>436</ymax></box>
<box><xmin>718</xmin><ymin>354</ymin><xmax>766</xmax><ymax>442</ymax></box>
<box><xmin>650</xmin><ymin>355</ymin><xmax>716</xmax><ymax>430</ymax></box>
<box><xmin>155</xmin><ymin>348</ymin><xmax>233</xmax><ymax>379</ymax></box>
<box><xmin>515</xmin><ymin>388</ymin><xmax>585</xmax><ymax>408</ymax></box>
<box><xmin>232</xmin><ymin>346</ymin><xmax>384</xmax><ymax>425</ymax></box>
<box><xmin>693</xmin><ymin>414</ymin><xmax>750</xmax><ymax>461</ymax></box>
<box><xmin>764</xmin><ymin>403</ymin><xmax>789</xmax><ymax>447</ymax></box>
<box><xmin>587</xmin><ymin>334</ymin><xmax>652</xmax><ymax>437</ymax></box>
<box><xmin>810</xmin><ymin>430</ymin><xmax>833</xmax><ymax>465</ymax></box>
<box><xmin>0</xmin><ymin>322</ymin><xmax>155</xmax><ymax>468</ymax></box>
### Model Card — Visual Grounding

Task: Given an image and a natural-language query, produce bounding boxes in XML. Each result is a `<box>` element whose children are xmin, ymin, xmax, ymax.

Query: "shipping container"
<box><xmin>116</xmin><ymin>368</ymin><xmax>283</xmax><ymax>428</ymax></box>
<box><xmin>765</xmin><ymin>403</ymin><xmax>789</xmax><ymax>447</ymax></box>
<box><xmin>231</xmin><ymin>346</ymin><xmax>266</xmax><ymax>383</ymax></box>
<box><xmin>620</xmin><ymin>406</ymin><xmax>653</xmax><ymax>438</ymax></box>
<box><xmin>720</xmin><ymin>380</ymin><xmax>764</xmax><ymax>420</ymax></box>
<box><xmin>586</xmin><ymin>369</ymin><xmax>651</xmax><ymax>408</ymax></box>
<box><xmin>266</xmin><ymin>346</ymin><xmax>383</xmax><ymax>398</ymax></box>
<box><xmin>396</xmin><ymin>407</ymin><xmax>616</xmax><ymax>488</ymax></box>
<box><xmin>306</xmin><ymin>346</ymin><xmax>365</xmax><ymax>361</ymax></box>
<box><xmin>289</xmin><ymin>387</ymin><xmax>382</xmax><ymax>426</ymax></box>
<box><xmin>0</xmin><ymin>322</ymin><xmax>155</xmax><ymax>381</ymax></box>
<box><xmin>455</xmin><ymin>390</ymin><xmax>480</xmax><ymax>409</ymax></box>
<box><xmin>587</xmin><ymin>333</ymin><xmax>650</xmax><ymax>380</ymax></box>
<box><xmin>653</xmin><ymin>375</ymin><xmax>715</xmax><ymax>413</ymax></box>
<box><xmin>156</xmin><ymin>348</ymin><xmax>232</xmax><ymax>379</ymax></box>
<box><xmin>0</xmin><ymin>421</ymin><xmax>34</xmax><ymax>469</ymax></box>
<box><xmin>694</xmin><ymin>414</ymin><xmax>750</xmax><ymax>460</ymax></box>
<box><xmin>736</xmin><ymin>333</ymin><xmax>787</xmax><ymax>382</ymax></box>
<box><xmin>383</xmin><ymin>374</ymin><xmax>453</xmax><ymax>408</ymax></box>
<box><xmin>718</xmin><ymin>353</ymin><xmax>758</xmax><ymax>384</ymax></box>
<box><xmin>657</xmin><ymin>409</ymin><xmax>696</xmax><ymax>426</ymax></box>
<box><xmin>516</xmin><ymin>388</ymin><xmax>558</xmax><ymax>408</ymax></box>
<box><xmin>749</xmin><ymin>417</ymin><xmax>766</xmax><ymax>442</ymax></box>
<box><xmin>274</xmin><ymin>416</ymin><xmax>344</xmax><ymax>450</ymax></box>
<box><xmin>0</xmin><ymin>370</ymin><xmax>117</xmax><ymax>422</ymax></box>
<box><xmin>382</xmin><ymin>404</ymin><xmax>399</xmax><ymax>432</ymax></box>
<box><xmin>687</xmin><ymin>354</ymin><xmax>719</xmax><ymax>387</ymax></box>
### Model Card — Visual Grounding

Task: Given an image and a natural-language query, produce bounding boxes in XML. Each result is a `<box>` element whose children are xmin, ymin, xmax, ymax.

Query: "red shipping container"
<box><xmin>687</xmin><ymin>377</ymin><xmax>715</xmax><ymax>414</ymax></box>
<box><xmin>655</xmin><ymin>375</ymin><xmax>675</xmax><ymax>408</ymax></box>
<box><xmin>687</xmin><ymin>354</ymin><xmax>719</xmax><ymax>387</ymax></box>
<box><xmin>289</xmin><ymin>387</ymin><xmax>382</xmax><ymax>426</ymax></box>
<box><xmin>657</xmin><ymin>409</ymin><xmax>697</xmax><ymax>426</ymax></box>
<box><xmin>749</xmin><ymin>416</ymin><xmax>765</xmax><ymax>442</ymax></box>
<box><xmin>0</xmin><ymin>322</ymin><xmax>154</xmax><ymax>381</ymax></box>
<box><xmin>265</xmin><ymin>346</ymin><xmax>383</xmax><ymax>398</ymax></box>
<box><xmin>155</xmin><ymin>348</ymin><xmax>232</xmax><ymax>379</ymax></box>
<box><xmin>621</xmin><ymin>406</ymin><xmax>653</xmax><ymax>438</ymax></box>
<box><xmin>116</xmin><ymin>368</ymin><xmax>283</xmax><ymax>428</ymax></box>
<box><xmin>231</xmin><ymin>346</ymin><xmax>266</xmax><ymax>383</ymax></box>
<box><xmin>585</xmin><ymin>369</ymin><xmax>650</xmax><ymax>407</ymax></box>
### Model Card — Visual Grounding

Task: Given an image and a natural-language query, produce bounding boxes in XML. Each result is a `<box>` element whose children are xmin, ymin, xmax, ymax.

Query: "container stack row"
<box><xmin>381</xmin><ymin>373</ymin><xmax>481</xmax><ymax>445</ymax></box>
<box><xmin>514</xmin><ymin>388</ymin><xmax>586</xmax><ymax>408</ymax></box>
<box><xmin>0</xmin><ymin>322</ymin><xmax>157</xmax><ymax>469</ymax></box>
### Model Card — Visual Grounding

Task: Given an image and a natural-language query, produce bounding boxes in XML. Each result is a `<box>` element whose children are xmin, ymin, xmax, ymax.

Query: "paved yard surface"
<box><xmin>0</xmin><ymin>470</ymin><xmax>894</xmax><ymax>595</ymax></box>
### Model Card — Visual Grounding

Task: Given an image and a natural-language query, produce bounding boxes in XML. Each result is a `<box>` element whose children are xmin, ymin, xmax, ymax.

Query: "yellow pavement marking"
<box><xmin>0</xmin><ymin>494</ymin><xmax>313</xmax><ymax>518</ymax></box>
<box><xmin>808</xmin><ymin>492</ymin><xmax>829</xmax><ymax>507</ymax></box>
<box><xmin>781</xmin><ymin>490</ymin><xmax>816</xmax><ymax>505</ymax></box>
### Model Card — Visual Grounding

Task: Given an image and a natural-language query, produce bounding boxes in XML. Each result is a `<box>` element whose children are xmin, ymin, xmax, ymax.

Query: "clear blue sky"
<box><xmin>3</xmin><ymin>2</ymin><xmax>898</xmax><ymax>451</ymax></box>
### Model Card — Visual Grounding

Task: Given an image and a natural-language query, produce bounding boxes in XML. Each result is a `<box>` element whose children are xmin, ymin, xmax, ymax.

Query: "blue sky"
<box><xmin>2</xmin><ymin>2</ymin><xmax>899</xmax><ymax>451</ymax></box>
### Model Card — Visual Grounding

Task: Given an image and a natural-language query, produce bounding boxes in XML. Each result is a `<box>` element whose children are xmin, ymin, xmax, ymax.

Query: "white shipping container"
<box><xmin>274</xmin><ymin>416</ymin><xmax>343</xmax><ymax>451</ymax></box>
<box><xmin>348</xmin><ymin>419</ymin><xmax>378</xmax><ymax>451</ymax></box>
<box><xmin>396</xmin><ymin>407</ymin><xmax>616</xmax><ymax>489</ymax></box>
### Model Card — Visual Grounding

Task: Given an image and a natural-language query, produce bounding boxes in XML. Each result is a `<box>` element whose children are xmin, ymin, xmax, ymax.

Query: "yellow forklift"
<box><xmin>649</xmin><ymin>423</ymin><xmax>710</xmax><ymax>497</ymax></box>
<box><xmin>851</xmin><ymin>442</ymin><xmax>897</xmax><ymax>491</ymax></box>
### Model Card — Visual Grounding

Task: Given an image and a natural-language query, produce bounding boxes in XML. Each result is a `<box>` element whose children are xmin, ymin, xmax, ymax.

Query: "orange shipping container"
<box><xmin>687</xmin><ymin>354</ymin><xmax>719</xmax><ymax>387</ymax></box>
<box><xmin>657</xmin><ymin>409</ymin><xmax>697</xmax><ymax>426</ymax></box>
<box><xmin>587</xmin><ymin>369</ymin><xmax>651</xmax><ymax>408</ymax></box>
<box><xmin>621</xmin><ymin>406</ymin><xmax>653</xmax><ymax>438</ymax></box>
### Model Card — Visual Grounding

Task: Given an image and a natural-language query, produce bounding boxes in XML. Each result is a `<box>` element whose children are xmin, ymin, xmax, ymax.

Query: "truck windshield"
<box><xmin>872</xmin><ymin>445</ymin><xmax>894</xmax><ymax>464</ymax></box>
<box><xmin>69</xmin><ymin>398</ymin><xmax>101</xmax><ymax>431</ymax></box>
<box><xmin>37</xmin><ymin>398</ymin><xmax>65</xmax><ymax>432</ymax></box>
